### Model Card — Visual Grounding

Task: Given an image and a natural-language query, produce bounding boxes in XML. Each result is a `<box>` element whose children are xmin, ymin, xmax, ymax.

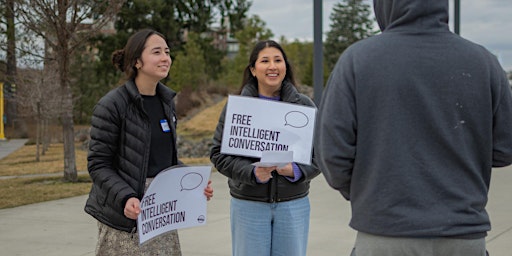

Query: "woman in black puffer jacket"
<box><xmin>84</xmin><ymin>29</ymin><xmax>212</xmax><ymax>256</ymax></box>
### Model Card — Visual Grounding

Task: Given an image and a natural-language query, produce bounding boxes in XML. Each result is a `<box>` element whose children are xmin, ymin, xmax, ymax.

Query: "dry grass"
<box><xmin>0</xmin><ymin>143</ymin><xmax>89</xmax><ymax>209</ymax></box>
<box><xmin>0</xmin><ymin>143</ymin><xmax>88</xmax><ymax>176</ymax></box>
<box><xmin>182</xmin><ymin>157</ymin><xmax>211</xmax><ymax>165</ymax></box>
<box><xmin>0</xmin><ymin>146</ymin><xmax>210</xmax><ymax>210</ymax></box>
<box><xmin>178</xmin><ymin>98</ymin><xmax>226</xmax><ymax>137</ymax></box>
<box><xmin>0</xmin><ymin>175</ymin><xmax>92</xmax><ymax>209</ymax></box>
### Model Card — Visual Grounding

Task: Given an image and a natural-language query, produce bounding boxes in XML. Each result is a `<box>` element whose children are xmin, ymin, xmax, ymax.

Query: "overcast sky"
<box><xmin>248</xmin><ymin>0</ymin><xmax>512</xmax><ymax>72</ymax></box>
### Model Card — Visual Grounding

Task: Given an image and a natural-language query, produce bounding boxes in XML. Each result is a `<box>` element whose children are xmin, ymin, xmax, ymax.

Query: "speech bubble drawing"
<box><xmin>180</xmin><ymin>172</ymin><xmax>204</xmax><ymax>191</ymax></box>
<box><xmin>284</xmin><ymin>111</ymin><xmax>309</xmax><ymax>128</ymax></box>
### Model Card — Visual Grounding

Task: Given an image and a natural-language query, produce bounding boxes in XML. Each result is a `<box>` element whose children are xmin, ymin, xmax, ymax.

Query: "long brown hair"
<box><xmin>111</xmin><ymin>29</ymin><xmax>166</xmax><ymax>81</ymax></box>
<box><xmin>239</xmin><ymin>40</ymin><xmax>297</xmax><ymax>94</ymax></box>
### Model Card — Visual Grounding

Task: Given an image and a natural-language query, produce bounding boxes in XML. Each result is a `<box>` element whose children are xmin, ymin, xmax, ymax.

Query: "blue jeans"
<box><xmin>230</xmin><ymin>196</ymin><xmax>310</xmax><ymax>256</ymax></box>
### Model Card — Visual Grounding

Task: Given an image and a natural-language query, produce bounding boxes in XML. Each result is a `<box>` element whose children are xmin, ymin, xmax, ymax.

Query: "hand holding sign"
<box><xmin>137</xmin><ymin>166</ymin><xmax>211</xmax><ymax>244</ymax></box>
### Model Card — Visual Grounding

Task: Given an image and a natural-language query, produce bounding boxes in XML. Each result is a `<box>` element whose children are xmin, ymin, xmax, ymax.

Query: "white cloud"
<box><xmin>249</xmin><ymin>0</ymin><xmax>512</xmax><ymax>71</ymax></box>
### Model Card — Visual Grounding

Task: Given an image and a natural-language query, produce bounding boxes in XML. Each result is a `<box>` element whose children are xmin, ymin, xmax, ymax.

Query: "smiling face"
<box><xmin>135</xmin><ymin>34</ymin><xmax>172</xmax><ymax>85</ymax></box>
<box><xmin>250</xmin><ymin>46</ymin><xmax>287</xmax><ymax>97</ymax></box>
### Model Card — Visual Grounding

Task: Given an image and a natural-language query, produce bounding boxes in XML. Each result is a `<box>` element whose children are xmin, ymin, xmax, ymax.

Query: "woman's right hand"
<box><xmin>124</xmin><ymin>197</ymin><xmax>141</xmax><ymax>220</ymax></box>
<box><xmin>254</xmin><ymin>166</ymin><xmax>276</xmax><ymax>183</ymax></box>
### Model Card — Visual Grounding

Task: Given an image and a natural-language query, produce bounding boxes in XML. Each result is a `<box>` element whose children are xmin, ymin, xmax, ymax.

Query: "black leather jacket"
<box><xmin>210</xmin><ymin>81</ymin><xmax>320</xmax><ymax>202</ymax></box>
<box><xmin>84</xmin><ymin>80</ymin><xmax>178</xmax><ymax>232</ymax></box>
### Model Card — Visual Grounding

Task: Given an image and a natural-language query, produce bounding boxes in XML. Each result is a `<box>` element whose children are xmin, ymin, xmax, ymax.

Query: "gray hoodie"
<box><xmin>315</xmin><ymin>0</ymin><xmax>512</xmax><ymax>238</ymax></box>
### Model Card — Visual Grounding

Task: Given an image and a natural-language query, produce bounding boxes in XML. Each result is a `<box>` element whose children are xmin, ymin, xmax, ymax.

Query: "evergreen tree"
<box><xmin>91</xmin><ymin>0</ymin><xmax>251</xmax><ymax>87</ymax></box>
<box><xmin>169</xmin><ymin>32</ymin><xmax>207</xmax><ymax>92</ymax></box>
<box><xmin>324</xmin><ymin>0</ymin><xmax>376</xmax><ymax>72</ymax></box>
<box><xmin>282</xmin><ymin>40</ymin><xmax>313</xmax><ymax>86</ymax></box>
<box><xmin>107</xmin><ymin>0</ymin><xmax>184</xmax><ymax>58</ymax></box>
<box><xmin>218</xmin><ymin>0</ymin><xmax>252</xmax><ymax>36</ymax></box>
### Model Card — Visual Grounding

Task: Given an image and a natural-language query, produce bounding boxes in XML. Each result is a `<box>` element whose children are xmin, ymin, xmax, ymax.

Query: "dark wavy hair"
<box><xmin>239</xmin><ymin>40</ymin><xmax>297</xmax><ymax>94</ymax></box>
<box><xmin>111</xmin><ymin>29</ymin><xmax>166</xmax><ymax>81</ymax></box>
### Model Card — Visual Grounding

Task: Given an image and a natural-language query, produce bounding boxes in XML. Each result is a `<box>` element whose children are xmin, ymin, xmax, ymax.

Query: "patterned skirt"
<box><xmin>95</xmin><ymin>178</ymin><xmax>181</xmax><ymax>256</ymax></box>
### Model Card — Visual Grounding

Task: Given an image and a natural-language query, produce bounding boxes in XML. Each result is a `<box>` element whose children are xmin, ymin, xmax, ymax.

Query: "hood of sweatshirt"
<box><xmin>373</xmin><ymin>0</ymin><xmax>449</xmax><ymax>33</ymax></box>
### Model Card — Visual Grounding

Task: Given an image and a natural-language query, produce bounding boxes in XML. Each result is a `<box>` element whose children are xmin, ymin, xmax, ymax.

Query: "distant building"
<box><xmin>182</xmin><ymin>16</ymin><xmax>239</xmax><ymax>59</ymax></box>
<box><xmin>206</xmin><ymin>27</ymin><xmax>239</xmax><ymax>59</ymax></box>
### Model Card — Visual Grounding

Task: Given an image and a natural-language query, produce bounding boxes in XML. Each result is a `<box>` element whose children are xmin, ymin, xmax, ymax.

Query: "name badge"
<box><xmin>160</xmin><ymin>119</ymin><xmax>171</xmax><ymax>133</ymax></box>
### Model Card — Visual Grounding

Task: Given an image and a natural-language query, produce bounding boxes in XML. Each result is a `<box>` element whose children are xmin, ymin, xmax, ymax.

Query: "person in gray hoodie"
<box><xmin>315</xmin><ymin>0</ymin><xmax>512</xmax><ymax>255</ymax></box>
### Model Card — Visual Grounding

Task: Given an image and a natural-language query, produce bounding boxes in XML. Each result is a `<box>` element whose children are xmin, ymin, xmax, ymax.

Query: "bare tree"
<box><xmin>15</xmin><ymin>0</ymin><xmax>125</xmax><ymax>181</ymax></box>
<box><xmin>15</xmin><ymin>67</ymin><xmax>61</xmax><ymax>161</ymax></box>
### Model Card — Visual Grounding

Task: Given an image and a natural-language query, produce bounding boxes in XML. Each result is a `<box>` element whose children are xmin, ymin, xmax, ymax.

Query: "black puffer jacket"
<box><xmin>210</xmin><ymin>81</ymin><xmax>320</xmax><ymax>203</ymax></box>
<box><xmin>84</xmin><ymin>80</ymin><xmax>178</xmax><ymax>232</ymax></box>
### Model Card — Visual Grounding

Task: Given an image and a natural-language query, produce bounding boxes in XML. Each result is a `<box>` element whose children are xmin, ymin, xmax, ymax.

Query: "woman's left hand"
<box><xmin>276</xmin><ymin>163</ymin><xmax>294</xmax><ymax>178</ymax></box>
<box><xmin>204</xmin><ymin>180</ymin><xmax>213</xmax><ymax>201</ymax></box>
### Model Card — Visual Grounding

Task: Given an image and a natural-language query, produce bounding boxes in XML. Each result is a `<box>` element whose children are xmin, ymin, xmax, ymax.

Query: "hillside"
<box><xmin>178</xmin><ymin>97</ymin><xmax>226</xmax><ymax>138</ymax></box>
<box><xmin>175</xmin><ymin>96</ymin><xmax>226</xmax><ymax>159</ymax></box>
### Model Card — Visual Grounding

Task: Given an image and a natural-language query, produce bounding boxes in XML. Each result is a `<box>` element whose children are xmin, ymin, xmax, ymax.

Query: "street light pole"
<box><xmin>454</xmin><ymin>0</ymin><xmax>460</xmax><ymax>35</ymax></box>
<box><xmin>313</xmin><ymin>0</ymin><xmax>323</xmax><ymax>105</ymax></box>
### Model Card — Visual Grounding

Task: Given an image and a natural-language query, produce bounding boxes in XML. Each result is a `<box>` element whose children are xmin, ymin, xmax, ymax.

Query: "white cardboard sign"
<box><xmin>138</xmin><ymin>166</ymin><xmax>211</xmax><ymax>244</ymax></box>
<box><xmin>221</xmin><ymin>95</ymin><xmax>316</xmax><ymax>165</ymax></box>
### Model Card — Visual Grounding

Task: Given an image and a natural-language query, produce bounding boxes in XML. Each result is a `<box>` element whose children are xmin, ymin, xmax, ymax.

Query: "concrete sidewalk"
<box><xmin>0</xmin><ymin>138</ymin><xmax>28</xmax><ymax>160</ymax></box>
<box><xmin>1</xmin><ymin>169</ymin><xmax>512</xmax><ymax>255</ymax></box>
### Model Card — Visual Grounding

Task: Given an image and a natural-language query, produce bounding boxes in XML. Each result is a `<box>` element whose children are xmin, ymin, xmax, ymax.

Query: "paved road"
<box><xmin>1</xmin><ymin>168</ymin><xmax>512</xmax><ymax>255</ymax></box>
<box><xmin>1</xmin><ymin>139</ymin><xmax>511</xmax><ymax>255</ymax></box>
